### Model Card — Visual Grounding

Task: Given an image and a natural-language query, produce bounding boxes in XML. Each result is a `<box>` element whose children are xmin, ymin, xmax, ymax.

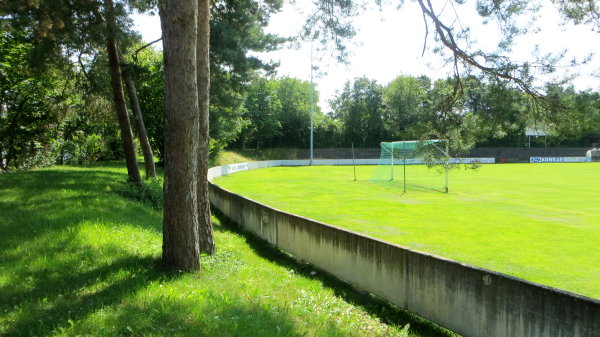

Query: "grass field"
<box><xmin>0</xmin><ymin>163</ymin><xmax>458</xmax><ymax>337</ymax></box>
<box><xmin>214</xmin><ymin>163</ymin><xmax>600</xmax><ymax>299</ymax></box>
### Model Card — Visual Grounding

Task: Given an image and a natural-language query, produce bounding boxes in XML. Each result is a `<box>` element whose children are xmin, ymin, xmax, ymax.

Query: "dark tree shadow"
<box><xmin>0</xmin><ymin>169</ymin><xmax>162</xmax><ymax>251</ymax></box>
<box><xmin>0</xmin><ymin>167</ymin><xmax>169</xmax><ymax>336</ymax></box>
<box><xmin>0</xmin><ymin>167</ymin><xmax>348</xmax><ymax>337</ymax></box>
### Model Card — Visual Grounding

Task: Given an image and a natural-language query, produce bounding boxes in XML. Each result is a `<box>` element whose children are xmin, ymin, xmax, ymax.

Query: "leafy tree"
<box><xmin>382</xmin><ymin>75</ymin><xmax>430</xmax><ymax>140</ymax></box>
<box><xmin>313</xmin><ymin>116</ymin><xmax>343</xmax><ymax>148</ymax></box>
<box><xmin>539</xmin><ymin>84</ymin><xmax>600</xmax><ymax>146</ymax></box>
<box><xmin>59</xmin><ymin>93</ymin><xmax>123</xmax><ymax>164</ymax></box>
<box><xmin>330</xmin><ymin>77</ymin><xmax>385</xmax><ymax>147</ymax></box>
<box><xmin>573</xmin><ymin>90</ymin><xmax>600</xmax><ymax>145</ymax></box>
<box><xmin>0</xmin><ymin>31</ymin><xmax>77</xmax><ymax>170</ymax></box>
<box><xmin>461</xmin><ymin>78</ymin><xmax>529</xmax><ymax>147</ymax></box>
<box><xmin>209</xmin><ymin>0</ymin><xmax>286</xmax><ymax>154</ymax></box>
<box><xmin>276</xmin><ymin>77</ymin><xmax>320</xmax><ymax>147</ymax></box>
<box><xmin>242</xmin><ymin>78</ymin><xmax>282</xmax><ymax>150</ymax></box>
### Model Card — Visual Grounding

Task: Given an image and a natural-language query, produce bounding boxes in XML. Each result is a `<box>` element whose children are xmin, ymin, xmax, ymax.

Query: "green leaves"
<box><xmin>331</xmin><ymin>77</ymin><xmax>385</xmax><ymax>147</ymax></box>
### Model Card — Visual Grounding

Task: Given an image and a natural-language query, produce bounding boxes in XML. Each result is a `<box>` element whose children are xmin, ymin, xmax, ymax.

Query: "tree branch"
<box><xmin>77</xmin><ymin>52</ymin><xmax>93</xmax><ymax>85</ymax></box>
<box><xmin>132</xmin><ymin>37</ymin><xmax>162</xmax><ymax>63</ymax></box>
<box><xmin>421</xmin><ymin>9</ymin><xmax>429</xmax><ymax>57</ymax></box>
<box><xmin>417</xmin><ymin>0</ymin><xmax>543</xmax><ymax>99</ymax></box>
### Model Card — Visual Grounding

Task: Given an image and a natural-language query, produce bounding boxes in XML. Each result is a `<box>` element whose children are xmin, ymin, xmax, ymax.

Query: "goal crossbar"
<box><xmin>378</xmin><ymin>139</ymin><xmax>449</xmax><ymax>193</ymax></box>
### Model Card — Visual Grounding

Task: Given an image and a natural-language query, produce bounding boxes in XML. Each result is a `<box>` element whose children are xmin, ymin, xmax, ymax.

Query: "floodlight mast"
<box><xmin>309</xmin><ymin>40</ymin><xmax>314</xmax><ymax>166</ymax></box>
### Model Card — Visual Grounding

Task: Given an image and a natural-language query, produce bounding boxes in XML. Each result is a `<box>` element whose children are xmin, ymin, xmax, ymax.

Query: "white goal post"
<box><xmin>377</xmin><ymin>139</ymin><xmax>450</xmax><ymax>193</ymax></box>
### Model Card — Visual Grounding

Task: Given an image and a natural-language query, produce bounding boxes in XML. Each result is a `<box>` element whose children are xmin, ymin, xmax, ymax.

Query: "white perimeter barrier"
<box><xmin>208</xmin><ymin>158</ymin><xmax>496</xmax><ymax>181</ymax></box>
<box><xmin>530</xmin><ymin>156</ymin><xmax>590</xmax><ymax>163</ymax></box>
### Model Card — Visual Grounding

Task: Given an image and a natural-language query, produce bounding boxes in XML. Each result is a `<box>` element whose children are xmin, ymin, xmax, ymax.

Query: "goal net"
<box><xmin>588</xmin><ymin>148</ymin><xmax>600</xmax><ymax>162</ymax></box>
<box><xmin>371</xmin><ymin>139</ymin><xmax>449</xmax><ymax>193</ymax></box>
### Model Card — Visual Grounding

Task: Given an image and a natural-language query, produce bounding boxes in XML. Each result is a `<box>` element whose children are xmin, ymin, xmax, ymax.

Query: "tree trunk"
<box><xmin>119</xmin><ymin>52</ymin><xmax>157</xmax><ymax>179</ymax></box>
<box><xmin>106</xmin><ymin>37</ymin><xmax>142</xmax><ymax>184</ymax></box>
<box><xmin>160</xmin><ymin>0</ymin><xmax>201</xmax><ymax>270</ymax></box>
<box><xmin>0</xmin><ymin>144</ymin><xmax>4</xmax><ymax>170</ymax></box>
<box><xmin>197</xmin><ymin>0</ymin><xmax>215</xmax><ymax>255</ymax></box>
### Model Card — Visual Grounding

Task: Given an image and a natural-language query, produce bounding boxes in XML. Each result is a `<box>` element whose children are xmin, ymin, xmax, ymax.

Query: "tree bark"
<box><xmin>106</xmin><ymin>37</ymin><xmax>142</xmax><ymax>184</ymax></box>
<box><xmin>0</xmin><ymin>144</ymin><xmax>4</xmax><ymax>170</ymax></box>
<box><xmin>119</xmin><ymin>51</ymin><xmax>157</xmax><ymax>179</ymax></box>
<box><xmin>197</xmin><ymin>0</ymin><xmax>215</xmax><ymax>255</ymax></box>
<box><xmin>104</xmin><ymin>0</ymin><xmax>141</xmax><ymax>184</ymax></box>
<box><xmin>160</xmin><ymin>0</ymin><xmax>201</xmax><ymax>270</ymax></box>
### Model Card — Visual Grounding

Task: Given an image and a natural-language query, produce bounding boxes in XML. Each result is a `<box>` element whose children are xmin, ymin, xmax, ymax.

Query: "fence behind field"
<box><xmin>289</xmin><ymin>147</ymin><xmax>591</xmax><ymax>161</ymax></box>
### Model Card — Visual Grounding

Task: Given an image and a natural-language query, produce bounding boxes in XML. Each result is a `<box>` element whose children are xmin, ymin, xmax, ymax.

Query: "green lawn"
<box><xmin>0</xmin><ymin>163</ymin><xmax>456</xmax><ymax>337</ymax></box>
<box><xmin>214</xmin><ymin>163</ymin><xmax>600</xmax><ymax>299</ymax></box>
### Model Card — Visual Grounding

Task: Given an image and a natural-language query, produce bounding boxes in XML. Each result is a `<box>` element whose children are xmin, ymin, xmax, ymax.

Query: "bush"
<box><xmin>117</xmin><ymin>178</ymin><xmax>164</xmax><ymax>209</ymax></box>
<box><xmin>58</xmin><ymin>131</ymin><xmax>111</xmax><ymax>165</ymax></box>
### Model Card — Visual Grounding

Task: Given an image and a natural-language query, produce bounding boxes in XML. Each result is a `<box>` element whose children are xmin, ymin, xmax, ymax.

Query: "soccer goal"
<box><xmin>371</xmin><ymin>139</ymin><xmax>450</xmax><ymax>193</ymax></box>
<box><xmin>588</xmin><ymin>148</ymin><xmax>600</xmax><ymax>162</ymax></box>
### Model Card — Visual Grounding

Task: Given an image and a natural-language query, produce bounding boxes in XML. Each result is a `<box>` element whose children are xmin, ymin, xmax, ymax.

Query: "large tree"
<box><xmin>276</xmin><ymin>77</ymin><xmax>318</xmax><ymax>147</ymax></box>
<box><xmin>197</xmin><ymin>0</ymin><xmax>215</xmax><ymax>255</ymax></box>
<box><xmin>242</xmin><ymin>78</ymin><xmax>283</xmax><ymax>150</ymax></box>
<box><xmin>330</xmin><ymin>77</ymin><xmax>385</xmax><ymax>147</ymax></box>
<box><xmin>159</xmin><ymin>0</ymin><xmax>202</xmax><ymax>270</ymax></box>
<box><xmin>0</xmin><ymin>31</ymin><xmax>75</xmax><ymax>170</ymax></box>
<box><xmin>381</xmin><ymin>76</ymin><xmax>430</xmax><ymax>141</ymax></box>
<box><xmin>130</xmin><ymin>0</ymin><xmax>287</xmax><ymax>161</ymax></box>
<box><xmin>209</xmin><ymin>0</ymin><xmax>286</xmax><ymax>154</ymax></box>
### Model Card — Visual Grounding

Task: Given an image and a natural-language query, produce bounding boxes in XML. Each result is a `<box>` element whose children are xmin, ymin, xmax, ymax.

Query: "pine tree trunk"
<box><xmin>0</xmin><ymin>144</ymin><xmax>4</xmax><ymax>170</ymax></box>
<box><xmin>160</xmin><ymin>0</ymin><xmax>201</xmax><ymax>271</ymax></box>
<box><xmin>197</xmin><ymin>0</ymin><xmax>215</xmax><ymax>255</ymax></box>
<box><xmin>104</xmin><ymin>0</ymin><xmax>141</xmax><ymax>185</ymax></box>
<box><xmin>120</xmin><ymin>55</ymin><xmax>157</xmax><ymax>179</ymax></box>
<box><xmin>106</xmin><ymin>38</ymin><xmax>141</xmax><ymax>184</ymax></box>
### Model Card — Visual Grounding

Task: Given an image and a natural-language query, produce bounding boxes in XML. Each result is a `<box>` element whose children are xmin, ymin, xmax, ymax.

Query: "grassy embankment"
<box><xmin>211</xmin><ymin>148</ymin><xmax>301</xmax><ymax>166</ymax></box>
<box><xmin>214</xmin><ymin>163</ymin><xmax>600</xmax><ymax>299</ymax></box>
<box><xmin>0</xmin><ymin>162</ymin><xmax>457</xmax><ymax>337</ymax></box>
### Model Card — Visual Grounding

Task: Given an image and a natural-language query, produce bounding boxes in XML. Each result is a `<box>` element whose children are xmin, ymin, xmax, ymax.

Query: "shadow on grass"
<box><xmin>1</xmin><ymin>255</ymin><xmax>165</xmax><ymax>337</ymax></box>
<box><xmin>212</xmin><ymin>208</ymin><xmax>458</xmax><ymax>337</ymax></box>
<box><xmin>1</xmin><ymin>165</ymin><xmax>454</xmax><ymax>336</ymax></box>
<box><xmin>0</xmin><ymin>166</ymin><xmax>350</xmax><ymax>337</ymax></box>
<box><xmin>0</xmin><ymin>167</ymin><xmax>169</xmax><ymax>336</ymax></box>
<box><xmin>0</xmin><ymin>168</ymin><xmax>162</xmax><ymax>251</ymax></box>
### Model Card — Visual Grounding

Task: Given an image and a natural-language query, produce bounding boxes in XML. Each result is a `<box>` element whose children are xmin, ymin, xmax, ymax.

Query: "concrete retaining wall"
<box><xmin>208</xmin><ymin>161</ymin><xmax>600</xmax><ymax>337</ymax></box>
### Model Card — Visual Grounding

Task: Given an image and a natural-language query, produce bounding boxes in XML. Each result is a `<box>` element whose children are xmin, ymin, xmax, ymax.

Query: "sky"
<box><xmin>132</xmin><ymin>1</ymin><xmax>599</xmax><ymax>113</ymax></box>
